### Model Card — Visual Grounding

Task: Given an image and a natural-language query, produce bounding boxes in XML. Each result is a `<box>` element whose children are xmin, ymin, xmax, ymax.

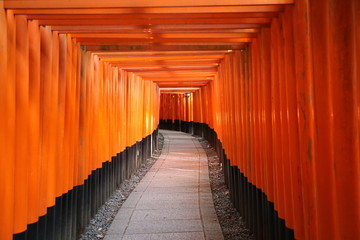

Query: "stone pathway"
<box><xmin>104</xmin><ymin>130</ymin><xmax>224</xmax><ymax>240</ymax></box>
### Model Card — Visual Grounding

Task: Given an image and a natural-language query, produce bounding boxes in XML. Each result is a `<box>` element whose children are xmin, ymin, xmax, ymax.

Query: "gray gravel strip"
<box><xmin>198</xmin><ymin>137</ymin><xmax>254</xmax><ymax>240</ymax></box>
<box><xmin>79</xmin><ymin>132</ymin><xmax>252</xmax><ymax>240</ymax></box>
<box><xmin>79</xmin><ymin>134</ymin><xmax>164</xmax><ymax>240</ymax></box>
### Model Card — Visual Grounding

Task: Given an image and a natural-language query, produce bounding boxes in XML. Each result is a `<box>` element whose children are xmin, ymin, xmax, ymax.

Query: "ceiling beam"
<box><xmin>101</xmin><ymin>54</ymin><xmax>225</xmax><ymax>61</ymax></box>
<box><xmin>50</xmin><ymin>24</ymin><xmax>264</xmax><ymax>32</ymax></box>
<box><xmin>157</xmin><ymin>83</ymin><xmax>208</xmax><ymax>87</ymax></box>
<box><xmin>160</xmin><ymin>88</ymin><xmax>200</xmax><ymax>93</ymax></box>
<box><xmin>12</xmin><ymin>5</ymin><xmax>284</xmax><ymax>14</ymax></box>
<box><xmin>121</xmin><ymin>66</ymin><xmax>217</xmax><ymax>71</ymax></box>
<box><xmin>53</xmin><ymin>29</ymin><xmax>260</xmax><ymax>34</ymax></box>
<box><xmin>109</xmin><ymin>63</ymin><xmax>219</xmax><ymax>69</ymax></box>
<box><xmin>76</xmin><ymin>38</ymin><xmax>253</xmax><ymax>43</ymax></box>
<box><xmin>4</xmin><ymin>1</ymin><xmax>290</xmax><ymax>91</ymax></box>
<box><xmin>94</xmin><ymin>51</ymin><xmax>229</xmax><ymax>57</ymax></box>
<box><xmin>85</xmin><ymin>44</ymin><xmax>245</xmax><ymax>51</ymax></box>
<box><xmin>26</xmin><ymin>12</ymin><xmax>279</xmax><ymax>20</ymax></box>
<box><xmin>152</xmin><ymin>79</ymin><xmax>212</xmax><ymax>83</ymax></box>
<box><xmin>37</xmin><ymin>17</ymin><xmax>271</xmax><ymax>25</ymax></box>
<box><xmin>134</xmin><ymin>70</ymin><xmax>217</xmax><ymax>76</ymax></box>
<box><xmin>72</xmin><ymin>32</ymin><xmax>257</xmax><ymax>39</ymax></box>
<box><xmin>5</xmin><ymin>0</ymin><xmax>294</xmax><ymax>9</ymax></box>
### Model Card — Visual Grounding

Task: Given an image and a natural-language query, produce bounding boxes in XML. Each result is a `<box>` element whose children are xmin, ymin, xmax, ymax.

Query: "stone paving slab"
<box><xmin>121</xmin><ymin>232</ymin><xmax>205</xmax><ymax>240</ymax></box>
<box><xmin>104</xmin><ymin>130</ymin><xmax>224</xmax><ymax>240</ymax></box>
<box><xmin>125</xmin><ymin>219</ymin><xmax>203</xmax><ymax>234</ymax></box>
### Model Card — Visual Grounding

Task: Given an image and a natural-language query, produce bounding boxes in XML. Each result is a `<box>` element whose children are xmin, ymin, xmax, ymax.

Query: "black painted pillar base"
<box><xmin>13</xmin><ymin>127</ymin><xmax>159</xmax><ymax>240</ymax></box>
<box><xmin>159</xmin><ymin>120</ymin><xmax>295</xmax><ymax>240</ymax></box>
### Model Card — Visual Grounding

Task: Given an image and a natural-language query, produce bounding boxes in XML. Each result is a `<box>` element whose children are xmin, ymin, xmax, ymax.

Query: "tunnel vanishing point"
<box><xmin>0</xmin><ymin>0</ymin><xmax>359</xmax><ymax>239</ymax></box>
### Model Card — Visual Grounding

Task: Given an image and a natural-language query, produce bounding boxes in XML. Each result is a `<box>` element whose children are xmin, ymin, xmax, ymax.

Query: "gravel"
<box><xmin>79</xmin><ymin>133</ymin><xmax>253</xmax><ymax>240</ymax></box>
<box><xmin>79</xmin><ymin>134</ymin><xmax>164</xmax><ymax>240</ymax></box>
<box><xmin>198</xmin><ymin>137</ymin><xmax>254</xmax><ymax>240</ymax></box>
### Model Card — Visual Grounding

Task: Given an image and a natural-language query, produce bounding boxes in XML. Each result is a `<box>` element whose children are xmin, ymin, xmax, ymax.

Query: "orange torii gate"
<box><xmin>1</xmin><ymin>0</ymin><xmax>359</xmax><ymax>240</ymax></box>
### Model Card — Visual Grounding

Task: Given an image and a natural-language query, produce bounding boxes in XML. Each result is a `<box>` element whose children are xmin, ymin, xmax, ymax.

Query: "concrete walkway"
<box><xmin>104</xmin><ymin>130</ymin><xmax>224</xmax><ymax>240</ymax></box>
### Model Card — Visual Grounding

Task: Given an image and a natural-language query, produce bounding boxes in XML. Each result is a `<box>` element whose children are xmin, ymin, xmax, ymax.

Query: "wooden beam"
<box><xmin>136</xmin><ymin>74</ymin><xmax>217</xmax><ymax>79</ymax></box>
<box><xmin>53</xmin><ymin>28</ymin><xmax>260</xmax><ymax>34</ymax></box>
<box><xmin>12</xmin><ymin>5</ymin><xmax>284</xmax><ymax>14</ymax></box>
<box><xmin>50</xmin><ymin>24</ymin><xmax>263</xmax><ymax>33</ymax></box>
<box><xmin>5</xmin><ymin>0</ymin><xmax>294</xmax><ymax>9</ymax></box>
<box><xmin>134</xmin><ymin>70</ymin><xmax>217</xmax><ymax>76</ymax></box>
<box><xmin>25</xmin><ymin>12</ymin><xmax>278</xmax><ymax>20</ymax></box>
<box><xmin>76</xmin><ymin>38</ymin><xmax>253</xmax><ymax>43</ymax></box>
<box><xmin>71</xmin><ymin>32</ymin><xmax>257</xmax><ymax>39</ymax></box>
<box><xmin>108</xmin><ymin>62</ymin><xmax>220</xmax><ymax>68</ymax></box>
<box><xmin>157</xmin><ymin>83</ymin><xmax>208</xmax><ymax>87</ymax></box>
<box><xmin>152</xmin><ymin>78</ymin><xmax>212</xmax><ymax>82</ymax></box>
<box><xmin>157</xmin><ymin>82</ymin><xmax>208</xmax><ymax>85</ymax></box>
<box><xmin>94</xmin><ymin>50</ymin><xmax>229</xmax><ymax>57</ymax></box>
<box><xmin>101</xmin><ymin>54</ymin><xmax>225</xmax><ymax>62</ymax></box>
<box><xmin>37</xmin><ymin>17</ymin><xmax>271</xmax><ymax>25</ymax></box>
<box><xmin>85</xmin><ymin>44</ymin><xmax>245</xmax><ymax>51</ymax></box>
<box><xmin>129</xmin><ymin>66</ymin><xmax>217</xmax><ymax>72</ymax></box>
<box><xmin>160</xmin><ymin>88</ymin><xmax>200</xmax><ymax>93</ymax></box>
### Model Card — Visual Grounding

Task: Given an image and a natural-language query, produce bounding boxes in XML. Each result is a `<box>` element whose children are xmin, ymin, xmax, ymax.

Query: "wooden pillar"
<box><xmin>0</xmin><ymin>8</ymin><xmax>15</xmax><ymax>240</ymax></box>
<box><xmin>14</xmin><ymin>14</ymin><xmax>29</xmax><ymax>235</ymax></box>
<box><xmin>27</xmin><ymin>19</ymin><xmax>41</xmax><ymax>226</ymax></box>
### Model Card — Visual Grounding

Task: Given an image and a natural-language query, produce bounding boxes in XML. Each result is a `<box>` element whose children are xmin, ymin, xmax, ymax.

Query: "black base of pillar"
<box><xmin>159</xmin><ymin>120</ymin><xmax>295</xmax><ymax>240</ymax></box>
<box><xmin>13</xmin><ymin>127</ymin><xmax>159</xmax><ymax>240</ymax></box>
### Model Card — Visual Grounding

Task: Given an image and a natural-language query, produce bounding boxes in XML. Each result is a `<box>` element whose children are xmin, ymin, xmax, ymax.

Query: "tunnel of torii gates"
<box><xmin>0</xmin><ymin>0</ymin><xmax>359</xmax><ymax>239</ymax></box>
